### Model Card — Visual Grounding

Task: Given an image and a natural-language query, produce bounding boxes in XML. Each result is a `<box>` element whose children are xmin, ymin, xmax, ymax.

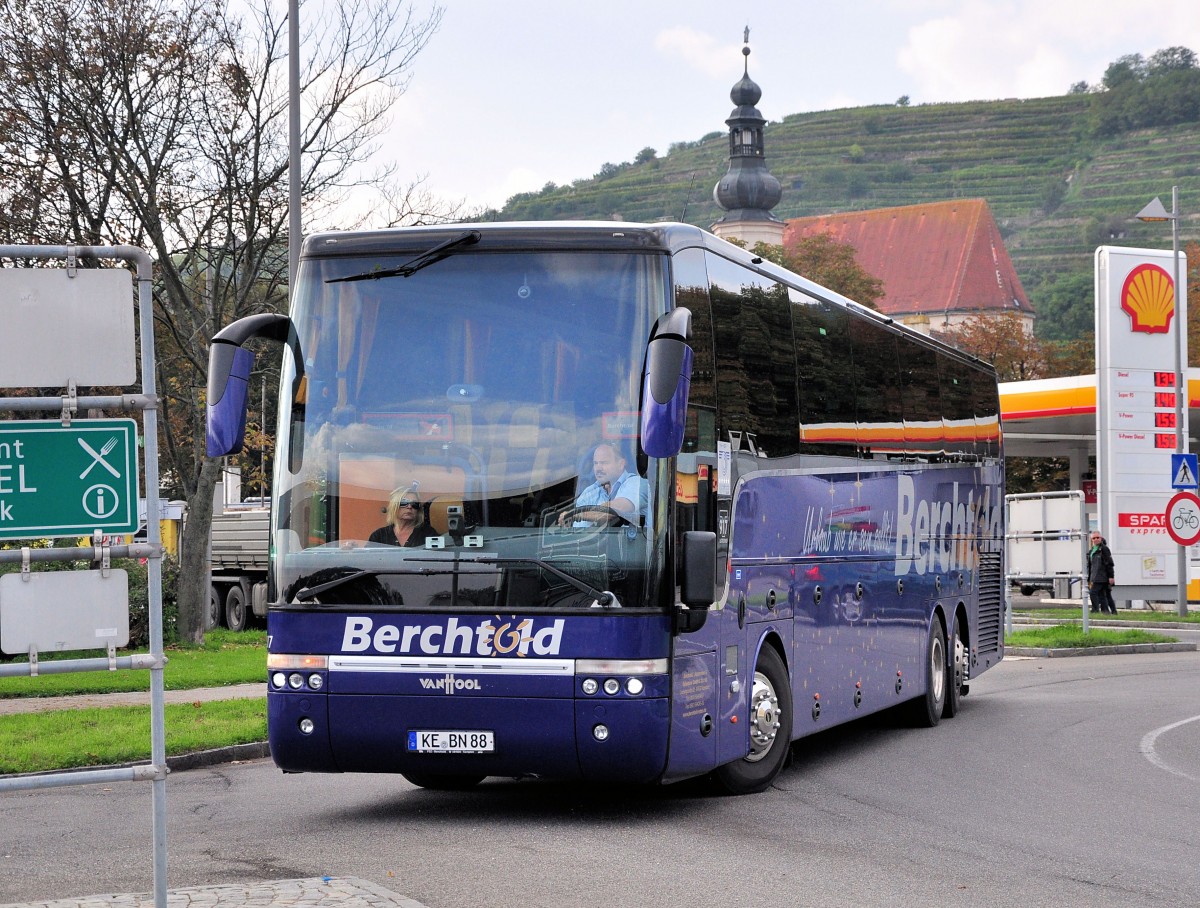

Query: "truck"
<box><xmin>209</xmin><ymin>505</ymin><xmax>270</xmax><ymax>631</ymax></box>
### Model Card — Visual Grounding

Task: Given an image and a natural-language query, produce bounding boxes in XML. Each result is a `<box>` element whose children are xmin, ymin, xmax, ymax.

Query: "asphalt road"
<box><xmin>3</xmin><ymin>651</ymin><xmax>1199</xmax><ymax>908</ymax></box>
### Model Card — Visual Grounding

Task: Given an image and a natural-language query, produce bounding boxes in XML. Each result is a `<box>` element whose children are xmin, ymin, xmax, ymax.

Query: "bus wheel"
<box><xmin>944</xmin><ymin>622</ymin><xmax>967</xmax><ymax>719</ymax></box>
<box><xmin>208</xmin><ymin>586</ymin><xmax>222</xmax><ymax>630</ymax></box>
<box><xmin>401</xmin><ymin>773</ymin><xmax>485</xmax><ymax>791</ymax></box>
<box><xmin>714</xmin><ymin>646</ymin><xmax>792</xmax><ymax>795</ymax></box>
<box><xmin>225</xmin><ymin>585</ymin><xmax>248</xmax><ymax>632</ymax></box>
<box><xmin>910</xmin><ymin>621</ymin><xmax>946</xmax><ymax>728</ymax></box>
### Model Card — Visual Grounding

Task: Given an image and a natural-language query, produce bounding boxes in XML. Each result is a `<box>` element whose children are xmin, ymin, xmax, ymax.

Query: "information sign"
<box><xmin>1171</xmin><ymin>453</ymin><xmax>1198</xmax><ymax>489</ymax></box>
<box><xmin>0</xmin><ymin>419</ymin><xmax>139</xmax><ymax>539</ymax></box>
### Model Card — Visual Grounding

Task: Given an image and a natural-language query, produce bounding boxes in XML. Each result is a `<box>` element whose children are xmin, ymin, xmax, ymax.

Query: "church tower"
<box><xmin>711</xmin><ymin>31</ymin><xmax>784</xmax><ymax>247</ymax></box>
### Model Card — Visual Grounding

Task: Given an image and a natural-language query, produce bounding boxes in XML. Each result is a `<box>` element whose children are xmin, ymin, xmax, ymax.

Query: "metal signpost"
<box><xmin>0</xmin><ymin>245</ymin><xmax>167</xmax><ymax>908</ymax></box>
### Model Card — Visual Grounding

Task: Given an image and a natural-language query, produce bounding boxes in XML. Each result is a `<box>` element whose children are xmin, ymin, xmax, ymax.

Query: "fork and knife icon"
<box><xmin>78</xmin><ymin>436</ymin><xmax>121</xmax><ymax>479</ymax></box>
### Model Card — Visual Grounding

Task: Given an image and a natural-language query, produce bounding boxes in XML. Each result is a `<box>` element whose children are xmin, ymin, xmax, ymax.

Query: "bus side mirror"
<box><xmin>207</xmin><ymin>343</ymin><xmax>255</xmax><ymax>455</ymax></box>
<box><xmin>206</xmin><ymin>313</ymin><xmax>299</xmax><ymax>457</ymax></box>
<box><xmin>678</xmin><ymin>530</ymin><xmax>716</xmax><ymax>633</ymax></box>
<box><xmin>640</xmin><ymin>308</ymin><xmax>693</xmax><ymax>458</ymax></box>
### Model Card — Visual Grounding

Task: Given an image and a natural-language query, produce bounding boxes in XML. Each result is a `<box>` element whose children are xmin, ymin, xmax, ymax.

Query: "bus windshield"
<box><xmin>271</xmin><ymin>246</ymin><xmax>670</xmax><ymax>612</ymax></box>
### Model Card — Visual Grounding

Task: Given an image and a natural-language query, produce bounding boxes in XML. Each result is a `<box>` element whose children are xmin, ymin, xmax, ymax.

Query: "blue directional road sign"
<box><xmin>1171</xmin><ymin>452</ymin><xmax>1199</xmax><ymax>490</ymax></box>
<box><xmin>0</xmin><ymin>419</ymin><xmax>139</xmax><ymax>539</ymax></box>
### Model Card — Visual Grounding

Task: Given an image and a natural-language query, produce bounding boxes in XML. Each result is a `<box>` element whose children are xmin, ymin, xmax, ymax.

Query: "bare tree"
<box><xmin>1</xmin><ymin>0</ymin><xmax>449</xmax><ymax>641</ymax></box>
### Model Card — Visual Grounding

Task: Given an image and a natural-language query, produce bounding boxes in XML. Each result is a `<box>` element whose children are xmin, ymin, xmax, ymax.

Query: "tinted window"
<box><xmin>792</xmin><ymin>294</ymin><xmax>857</xmax><ymax>456</ymax></box>
<box><xmin>706</xmin><ymin>253</ymin><xmax>798</xmax><ymax>459</ymax></box>
<box><xmin>898</xmin><ymin>340</ymin><xmax>945</xmax><ymax>457</ymax></box>
<box><xmin>848</xmin><ymin>319</ymin><xmax>903</xmax><ymax>456</ymax></box>
<box><xmin>939</xmin><ymin>355</ymin><xmax>978</xmax><ymax>457</ymax></box>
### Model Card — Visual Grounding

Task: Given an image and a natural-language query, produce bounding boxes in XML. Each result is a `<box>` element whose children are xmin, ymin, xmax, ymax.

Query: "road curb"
<box><xmin>166</xmin><ymin>741</ymin><xmax>270</xmax><ymax>772</ymax></box>
<box><xmin>1007</xmin><ymin>642</ymin><xmax>1198</xmax><ymax>658</ymax></box>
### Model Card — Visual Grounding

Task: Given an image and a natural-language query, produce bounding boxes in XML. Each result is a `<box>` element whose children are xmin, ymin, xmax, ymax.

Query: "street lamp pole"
<box><xmin>288</xmin><ymin>0</ymin><xmax>300</xmax><ymax>291</ymax></box>
<box><xmin>1137</xmin><ymin>187</ymin><xmax>1188</xmax><ymax>616</ymax></box>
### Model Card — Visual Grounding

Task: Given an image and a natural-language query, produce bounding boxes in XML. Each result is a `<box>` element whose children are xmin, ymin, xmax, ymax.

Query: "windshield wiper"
<box><xmin>292</xmin><ymin>553</ymin><xmax>619</xmax><ymax>608</ymax></box>
<box><xmin>293</xmin><ymin>568</ymin><xmax>379</xmax><ymax>601</ymax></box>
<box><xmin>325</xmin><ymin>230</ymin><xmax>481</xmax><ymax>284</ymax></box>
<box><xmin>446</xmin><ymin>556</ymin><xmax>619</xmax><ymax>608</ymax></box>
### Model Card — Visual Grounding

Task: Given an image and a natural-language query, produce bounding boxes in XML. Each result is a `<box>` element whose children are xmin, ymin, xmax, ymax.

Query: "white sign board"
<box><xmin>0</xmin><ymin>570</ymin><xmax>130</xmax><ymax>654</ymax></box>
<box><xmin>1095</xmin><ymin>245</ymin><xmax>1189</xmax><ymax>592</ymax></box>
<box><xmin>0</xmin><ymin>268</ymin><xmax>136</xmax><ymax>387</ymax></box>
<box><xmin>1006</xmin><ymin>493</ymin><xmax>1087</xmax><ymax>579</ymax></box>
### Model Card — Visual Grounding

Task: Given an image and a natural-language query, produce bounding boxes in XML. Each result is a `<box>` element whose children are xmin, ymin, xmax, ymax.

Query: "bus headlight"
<box><xmin>298</xmin><ymin>718</ymin><xmax>314</xmax><ymax>735</ymax></box>
<box><xmin>625</xmin><ymin>678</ymin><xmax>644</xmax><ymax>695</ymax></box>
<box><xmin>288</xmin><ymin>672</ymin><xmax>305</xmax><ymax>690</ymax></box>
<box><xmin>307</xmin><ymin>673</ymin><xmax>324</xmax><ymax>691</ymax></box>
<box><xmin>581</xmin><ymin>678</ymin><xmax>598</xmax><ymax>695</ymax></box>
<box><xmin>603</xmin><ymin>678</ymin><xmax>620</xmax><ymax>695</ymax></box>
<box><xmin>592</xmin><ymin>724</ymin><xmax>609</xmax><ymax>742</ymax></box>
<box><xmin>271</xmin><ymin>672</ymin><xmax>287</xmax><ymax>689</ymax></box>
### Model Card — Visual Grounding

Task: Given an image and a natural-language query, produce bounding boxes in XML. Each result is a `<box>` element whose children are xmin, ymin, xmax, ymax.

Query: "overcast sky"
<box><xmin>379</xmin><ymin>0</ymin><xmax>1200</xmax><ymax>213</ymax></box>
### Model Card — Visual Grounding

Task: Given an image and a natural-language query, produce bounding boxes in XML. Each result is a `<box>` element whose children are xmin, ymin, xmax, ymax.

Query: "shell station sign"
<box><xmin>1095</xmin><ymin>245</ymin><xmax>1189</xmax><ymax>594</ymax></box>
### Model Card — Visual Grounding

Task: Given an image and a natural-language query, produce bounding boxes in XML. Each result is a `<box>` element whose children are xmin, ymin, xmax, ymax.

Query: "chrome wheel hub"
<box><xmin>746</xmin><ymin>670</ymin><xmax>781</xmax><ymax>763</ymax></box>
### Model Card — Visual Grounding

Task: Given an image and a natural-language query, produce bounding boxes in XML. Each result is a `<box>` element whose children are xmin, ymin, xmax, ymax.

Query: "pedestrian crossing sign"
<box><xmin>1171</xmin><ymin>453</ymin><xmax>1198</xmax><ymax>489</ymax></box>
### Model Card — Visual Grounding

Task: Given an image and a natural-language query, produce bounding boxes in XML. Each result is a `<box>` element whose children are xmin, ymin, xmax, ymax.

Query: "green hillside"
<box><xmin>495</xmin><ymin>93</ymin><xmax>1200</xmax><ymax>316</ymax></box>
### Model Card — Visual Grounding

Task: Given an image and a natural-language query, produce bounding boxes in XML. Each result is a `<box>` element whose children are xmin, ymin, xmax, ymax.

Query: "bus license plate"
<box><xmin>408</xmin><ymin>730</ymin><xmax>495</xmax><ymax>753</ymax></box>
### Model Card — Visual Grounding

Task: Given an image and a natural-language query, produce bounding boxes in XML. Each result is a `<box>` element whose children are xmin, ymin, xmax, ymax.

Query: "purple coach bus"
<box><xmin>206</xmin><ymin>222</ymin><xmax>1005</xmax><ymax>794</ymax></box>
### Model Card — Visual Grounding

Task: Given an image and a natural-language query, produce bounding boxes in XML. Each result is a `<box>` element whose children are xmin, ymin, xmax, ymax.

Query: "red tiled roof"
<box><xmin>783</xmin><ymin>199</ymin><xmax>1031</xmax><ymax>319</ymax></box>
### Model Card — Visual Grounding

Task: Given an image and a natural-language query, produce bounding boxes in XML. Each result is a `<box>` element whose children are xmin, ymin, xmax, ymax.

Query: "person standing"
<box><xmin>1087</xmin><ymin>531</ymin><xmax>1117</xmax><ymax>615</ymax></box>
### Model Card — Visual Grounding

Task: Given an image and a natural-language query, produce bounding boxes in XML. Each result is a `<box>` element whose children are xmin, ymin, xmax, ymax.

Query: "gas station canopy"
<box><xmin>1000</xmin><ymin>371</ymin><xmax>1199</xmax><ymax>458</ymax></box>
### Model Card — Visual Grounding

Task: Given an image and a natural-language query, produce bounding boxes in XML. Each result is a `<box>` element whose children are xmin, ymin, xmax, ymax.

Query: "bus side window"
<box><xmin>792</xmin><ymin>295</ymin><xmax>857</xmax><ymax>456</ymax></box>
<box><xmin>705</xmin><ymin>252</ymin><xmax>798</xmax><ymax>461</ymax></box>
<box><xmin>849</xmin><ymin>319</ymin><xmax>903</xmax><ymax>458</ymax></box>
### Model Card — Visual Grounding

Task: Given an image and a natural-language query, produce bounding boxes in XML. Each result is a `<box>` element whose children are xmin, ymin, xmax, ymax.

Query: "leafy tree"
<box><xmin>1147</xmin><ymin>46</ymin><xmax>1197</xmax><ymax>75</ymax></box>
<box><xmin>634</xmin><ymin>146</ymin><xmax>657</xmax><ymax>165</ymax></box>
<box><xmin>0</xmin><ymin>0</ymin><xmax>449</xmax><ymax>642</ymax></box>
<box><xmin>751</xmin><ymin>233</ymin><xmax>884</xmax><ymax>309</ymax></box>
<box><xmin>1090</xmin><ymin>47</ymin><xmax>1200</xmax><ymax>136</ymax></box>
<box><xmin>896</xmin><ymin>95</ymin><xmax>910</xmax><ymax>107</ymax></box>
<box><xmin>1042</xmin><ymin>336</ymin><xmax>1094</xmax><ymax>377</ymax></box>
<box><xmin>938</xmin><ymin>311</ymin><xmax>1046</xmax><ymax>381</ymax></box>
<box><xmin>1101</xmin><ymin>53</ymin><xmax>1146</xmax><ymax>90</ymax></box>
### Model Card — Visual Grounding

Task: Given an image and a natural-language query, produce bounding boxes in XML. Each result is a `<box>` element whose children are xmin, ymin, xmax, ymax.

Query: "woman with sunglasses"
<box><xmin>368</xmin><ymin>485</ymin><xmax>437</xmax><ymax>547</ymax></box>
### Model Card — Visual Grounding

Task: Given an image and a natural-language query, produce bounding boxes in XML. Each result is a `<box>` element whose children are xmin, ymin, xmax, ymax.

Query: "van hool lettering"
<box><xmin>340</xmin><ymin>616</ymin><xmax>566</xmax><ymax>656</ymax></box>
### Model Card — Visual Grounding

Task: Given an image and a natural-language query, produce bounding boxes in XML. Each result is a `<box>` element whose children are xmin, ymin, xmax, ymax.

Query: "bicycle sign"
<box><xmin>1165</xmin><ymin>491</ymin><xmax>1200</xmax><ymax>546</ymax></box>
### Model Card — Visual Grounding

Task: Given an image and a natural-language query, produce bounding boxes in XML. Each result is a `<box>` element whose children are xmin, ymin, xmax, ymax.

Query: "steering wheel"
<box><xmin>561</xmin><ymin>504</ymin><xmax>627</xmax><ymax>528</ymax></box>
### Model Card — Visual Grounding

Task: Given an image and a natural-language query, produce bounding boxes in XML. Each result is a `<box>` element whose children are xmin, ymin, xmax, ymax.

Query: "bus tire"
<box><xmin>910</xmin><ymin>620</ymin><xmax>946</xmax><ymax>728</ymax></box>
<box><xmin>714</xmin><ymin>645</ymin><xmax>792</xmax><ymax>795</ymax></box>
<box><xmin>401</xmin><ymin>773</ymin><xmax>485</xmax><ymax>791</ymax></box>
<box><xmin>208</xmin><ymin>586</ymin><xmax>223</xmax><ymax>630</ymax></box>
<box><xmin>944</xmin><ymin>620</ymin><xmax>966</xmax><ymax>719</ymax></box>
<box><xmin>225</xmin><ymin>585</ymin><xmax>249</xmax><ymax>632</ymax></box>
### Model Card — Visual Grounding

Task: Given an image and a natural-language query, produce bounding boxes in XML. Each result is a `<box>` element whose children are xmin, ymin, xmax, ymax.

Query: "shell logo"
<box><xmin>1120</xmin><ymin>263</ymin><xmax>1175</xmax><ymax>334</ymax></box>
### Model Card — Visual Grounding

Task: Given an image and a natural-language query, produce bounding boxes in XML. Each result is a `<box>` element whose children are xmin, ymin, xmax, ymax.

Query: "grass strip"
<box><xmin>1011</xmin><ymin>608</ymin><xmax>1200</xmax><ymax>624</ymax></box>
<box><xmin>0</xmin><ymin>630</ymin><xmax>266</xmax><ymax>698</ymax></box>
<box><xmin>1005</xmin><ymin>626</ymin><xmax>1176</xmax><ymax>648</ymax></box>
<box><xmin>0</xmin><ymin>698</ymin><xmax>266</xmax><ymax>774</ymax></box>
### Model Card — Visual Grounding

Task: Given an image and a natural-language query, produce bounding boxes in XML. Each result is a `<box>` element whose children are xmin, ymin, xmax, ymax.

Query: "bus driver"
<box><xmin>562</xmin><ymin>442</ymin><xmax>647</xmax><ymax>526</ymax></box>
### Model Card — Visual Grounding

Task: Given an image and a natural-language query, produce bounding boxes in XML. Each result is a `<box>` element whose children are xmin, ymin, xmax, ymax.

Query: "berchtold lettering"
<box><xmin>340</xmin><ymin>615</ymin><xmax>565</xmax><ymax>656</ymax></box>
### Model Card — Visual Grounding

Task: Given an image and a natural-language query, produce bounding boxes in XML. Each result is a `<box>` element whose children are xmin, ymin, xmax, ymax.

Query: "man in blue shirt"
<box><xmin>567</xmin><ymin>442</ymin><xmax>647</xmax><ymax>525</ymax></box>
